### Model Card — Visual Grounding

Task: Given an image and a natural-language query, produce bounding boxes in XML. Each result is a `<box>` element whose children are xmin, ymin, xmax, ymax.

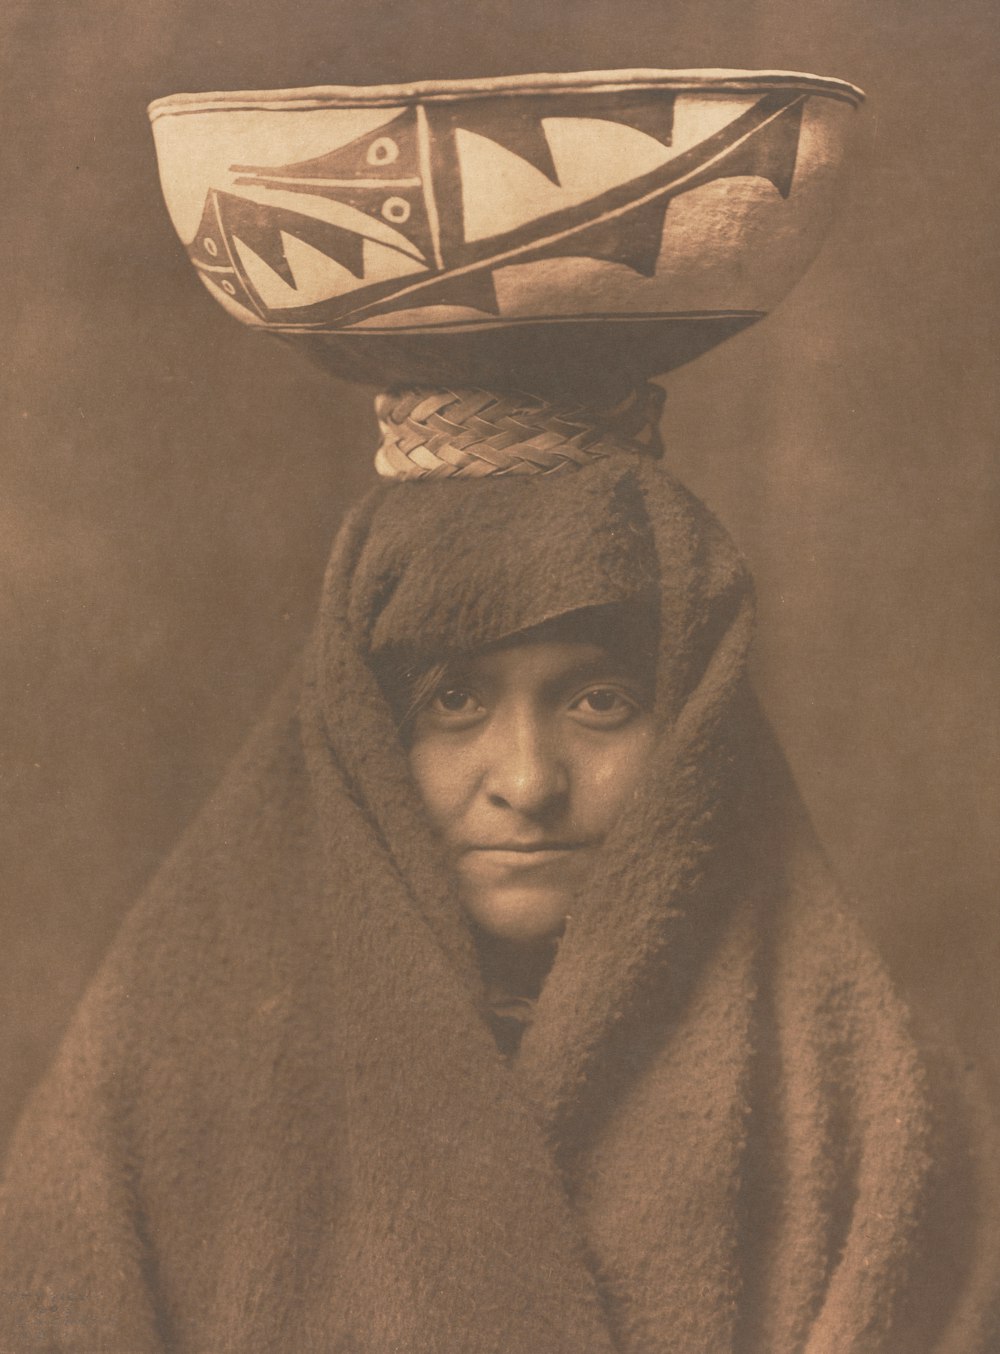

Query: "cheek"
<box><xmin>407</xmin><ymin>738</ymin><xmax>474</xmax><ymax>838</ymax></box>
<box><xmin>574</xmin><ymin>724</ymin><xmax>655</xmax><ymax>831</ymax></box>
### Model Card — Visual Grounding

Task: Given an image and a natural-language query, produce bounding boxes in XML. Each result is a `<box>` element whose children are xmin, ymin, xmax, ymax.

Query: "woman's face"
<box><xmin>407</xmin><ymin>635</ymin><xmax>656</xmax><ymax>943</ymax></box>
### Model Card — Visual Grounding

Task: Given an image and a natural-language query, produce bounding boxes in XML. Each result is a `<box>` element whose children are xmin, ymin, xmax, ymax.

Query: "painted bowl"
<box><xmin>149</xmin><ymin>68</ymin><xmax>864</xmax><ymax>398</ymax></box>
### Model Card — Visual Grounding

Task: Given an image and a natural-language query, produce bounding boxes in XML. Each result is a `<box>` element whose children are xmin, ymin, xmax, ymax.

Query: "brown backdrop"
<box><xmin>2</xmin><ymin>0</ymin><xmax>998</xmax><ymax>1153</ymax></box>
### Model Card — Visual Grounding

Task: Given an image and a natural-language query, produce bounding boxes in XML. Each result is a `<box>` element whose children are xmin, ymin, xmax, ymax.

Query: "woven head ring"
<box><xmin>373</xmin><ymin>384</ymin><xmax>665</xmax><ymax>481</ymax></box>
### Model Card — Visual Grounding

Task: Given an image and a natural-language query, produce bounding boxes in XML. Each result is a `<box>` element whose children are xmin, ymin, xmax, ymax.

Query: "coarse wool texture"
<box><xmin>1</xmin><ymin>454</ymin><xmax>999</xmax><ymax>1354</ymax></box>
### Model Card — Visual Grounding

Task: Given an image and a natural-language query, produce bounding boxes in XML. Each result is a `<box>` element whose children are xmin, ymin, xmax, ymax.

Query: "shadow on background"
<box><xmin>2</xmin><ymin>0</ymin><xmax>998</xmax><ymax>1151</ymax></box>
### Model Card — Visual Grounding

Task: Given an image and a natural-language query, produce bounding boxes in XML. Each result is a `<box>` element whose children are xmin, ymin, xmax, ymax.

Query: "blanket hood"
<box><xmin>1</xmin><ymin>455</ymin><xmax>998</xmax><ymax>1353</ymax></box>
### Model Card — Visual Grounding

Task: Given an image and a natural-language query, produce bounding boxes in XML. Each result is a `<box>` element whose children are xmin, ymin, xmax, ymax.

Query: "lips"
<box><xmin>458</xmin><ymin>843</ymin><xmax>592</xmax><ymax>886</ymax></box>
<box><xmin>467</xmin><ymin>842</ymin><xmax>585</xmax><ymax>853</ymax></box>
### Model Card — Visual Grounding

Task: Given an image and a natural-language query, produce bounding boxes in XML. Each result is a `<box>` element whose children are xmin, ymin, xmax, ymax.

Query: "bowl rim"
<box><xmin>148</xmin><ymin>67</ymin><xmax>864</xmax><ymax>121</ymax></box>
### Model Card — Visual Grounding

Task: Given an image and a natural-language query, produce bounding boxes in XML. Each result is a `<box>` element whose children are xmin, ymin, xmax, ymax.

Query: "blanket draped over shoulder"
<box><xmin>2</xmin><ymin>455</ymin><xmax>998</xmax><ymax>1353</ymax></box>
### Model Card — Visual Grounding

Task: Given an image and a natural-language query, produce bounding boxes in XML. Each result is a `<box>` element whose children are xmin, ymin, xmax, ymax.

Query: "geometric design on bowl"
<box><xmin>171</xmin><ymin>88</ymin><xmax>812</xmax><ymax>333</ymax></box>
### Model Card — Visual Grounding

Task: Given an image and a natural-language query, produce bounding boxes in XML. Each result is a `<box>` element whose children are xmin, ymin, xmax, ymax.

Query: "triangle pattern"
<box><xmin>456</xmin><ymin>130</ymin><xmax>573</xmax><ymax>243</ymax></box>
<box><xmin>705</xmin><ymin>96</ymin><xmax>805</xmax><ymax>198</ymax></box>
<box><xmin>231</xmin><ymin>176</ymin><xmax>432</xmax><ymax>264</ymax></box>
<box><xmin>401</xmin><ymin>267</ymin><xmax>500</xmax><ymax>316</ymax></box>
<box><xmin>217</xmin><ymin>191</ymin><xmax>367</xmax><ymax>288</ymax></box>
<box><xmin>538</xmin><ymin>198</ymin><xmax>671</xmax><ymax>278</ymax></box>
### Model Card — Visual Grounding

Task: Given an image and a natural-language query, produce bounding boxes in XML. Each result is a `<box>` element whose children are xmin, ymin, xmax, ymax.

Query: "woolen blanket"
<box><xmin>1</xmin><ymin>454</ymin><xmax>998</xmax><ymax>1352</ymax></box>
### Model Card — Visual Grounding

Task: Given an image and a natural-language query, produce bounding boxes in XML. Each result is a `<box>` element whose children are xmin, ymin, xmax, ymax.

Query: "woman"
<box><xmin>1</xmin><ymin>419</ymin><xmax>998</xmax><ymax>1352</ymax></box>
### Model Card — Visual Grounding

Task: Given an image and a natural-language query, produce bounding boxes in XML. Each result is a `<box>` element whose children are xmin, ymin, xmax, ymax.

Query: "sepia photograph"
<box><xmin>2</xmin><ymin>1</ymin><xmax>998</xmax><ymax>1349</ymax></box>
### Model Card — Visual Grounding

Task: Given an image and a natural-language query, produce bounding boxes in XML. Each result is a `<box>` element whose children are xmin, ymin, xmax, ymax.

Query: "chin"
<box><xmin>462</xmin><ymin>887</ymin><xmax>568</xmax><ymax>944</ymax></box>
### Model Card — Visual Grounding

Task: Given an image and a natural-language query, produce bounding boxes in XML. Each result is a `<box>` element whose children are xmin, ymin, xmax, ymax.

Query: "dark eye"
<box><xmin>419</xmin><ymin>685</ymin><xmax>489</xmax><ymax>728</ymax></box>
<box><xmin>433</xmin><ymin>687</ymin><xmax>478</xmax><ymax>714</ymax></box>
<box><xmin>580</xmin><ymin>689</ymin><xmax>620</xmax><ymax>712</ymax></box>
<box><xmin>570</xmin><ymin>686</ymin><xmax>642</xmax><ymax>727</ymax></box>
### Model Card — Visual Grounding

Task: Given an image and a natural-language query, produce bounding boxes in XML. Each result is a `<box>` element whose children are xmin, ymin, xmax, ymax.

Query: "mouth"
<box><xmin>458</xmin><ymin>843</ymin><xmax>593</xmax><ymax>885</ymax></box>
<box><xmin>465</xmin><ymin>843</ymin><xmax>588</xmax><ymax>856</ymax></box>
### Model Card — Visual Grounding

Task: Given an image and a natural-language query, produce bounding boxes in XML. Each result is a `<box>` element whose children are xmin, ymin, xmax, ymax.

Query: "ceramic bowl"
<box><xmin>149</xmin><ymin>68</ymin><xmax>863</xmax><ymax>397</ymax></box>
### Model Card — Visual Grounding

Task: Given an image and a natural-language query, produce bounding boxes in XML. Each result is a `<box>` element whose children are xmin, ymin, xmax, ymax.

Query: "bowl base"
<box><xmin>285</xmin><ymin>313</ymin><xmax>761</xmax><ymax>406</ymax></box>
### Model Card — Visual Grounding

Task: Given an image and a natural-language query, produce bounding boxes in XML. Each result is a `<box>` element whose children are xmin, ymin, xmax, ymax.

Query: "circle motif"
<box><xmin>368</xmin><ymin>137</ymin><xmax>399</xmax><ymax>166</ymax></box>
<box><xmin>221</xmin><ymin>279</ymin><xmax>236</xmax><ymax>296</ymax></box>
<box><xmin>203</xmin><ymin>237</ymin><xmax>219</xmax><ymax>257</ymax></box>
<box><xmin>381</xmin><ymin>196</ymin><xmax>411</xmax><ymax>224</ymax></box>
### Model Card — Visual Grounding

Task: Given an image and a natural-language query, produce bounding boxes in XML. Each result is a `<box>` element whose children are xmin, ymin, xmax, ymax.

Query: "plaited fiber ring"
<box><xmin>373</xmin><ymin>385</ymin><xmax>665</xmax><ymax>481</ymax></box>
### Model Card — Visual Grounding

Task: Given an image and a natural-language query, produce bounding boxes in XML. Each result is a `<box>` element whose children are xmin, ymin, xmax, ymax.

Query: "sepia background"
<box><xmin>2</xmin><ymin>0</ymin><xmax>997</xmax><ymax>1153</ymax></box>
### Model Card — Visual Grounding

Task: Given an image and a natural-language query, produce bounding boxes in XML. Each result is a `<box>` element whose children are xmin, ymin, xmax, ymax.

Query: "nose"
<box><xmin>482</xmin><ymin>711</ymin><xmax>569</xmax><ymax>818</ymax></box>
